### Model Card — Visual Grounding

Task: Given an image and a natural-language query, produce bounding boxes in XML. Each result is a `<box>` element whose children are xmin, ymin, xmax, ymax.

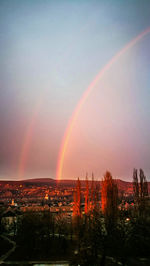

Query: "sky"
<box><xmin>0</xmin><ymin>0</ymin><xmax>150</xmax><ymax>181</ymax></box>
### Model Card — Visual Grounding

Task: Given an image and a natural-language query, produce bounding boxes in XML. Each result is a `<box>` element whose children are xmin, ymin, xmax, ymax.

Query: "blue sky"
<box><xmin>0</xmin><ymin>0</ymin><xmax>150</xmax><ymax>180</ymax></box>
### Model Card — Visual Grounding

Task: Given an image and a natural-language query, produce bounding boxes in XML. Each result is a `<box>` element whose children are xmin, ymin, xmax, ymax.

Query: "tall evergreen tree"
<box><xmin>139</xmin><ymin>168</ymin><xmax>144</xmax><ymax>199</ymax></box>
<box><xmin>101</xmin><ymin>171</ymin><xmax>118</xmax><ymax>229</ymax></box>
<box><xmin>140</xmin><ymin>169</ymin><xmax>148</xmax><ymax>197</ymax></box>
<box><xmin>73</xmin><ymin>178</ymin><xmax>81</xmax><ymax>217</ymax></box>
<box><xmin>133</xmin><ymin>168</ymin><xmax>149</xmax><ymax>217</ymax></box>
<box><xmin>90</xmin><ymin>172</ymin><xmax>94</xmax><ymax>211</ymax></box>
<box><xmin>85</xmin><ymin>173</ymin><xmax>89</xmax><ymax>214</ymax></box>
<box><xmin>133</xmin><ymin>168</ymin><xmax>139</xmax><ymax>203</ymax></box>
<box><xmin>93</xmin><ymin>183</ymin><xmax>100</xmax><ymax>213</ymax></box>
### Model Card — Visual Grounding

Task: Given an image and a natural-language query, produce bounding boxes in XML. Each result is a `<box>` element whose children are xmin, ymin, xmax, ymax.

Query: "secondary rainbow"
<box><xmin>56</xmin><ymin>27</ymin><xmax>150</xmax><ymax>181</ymax></box>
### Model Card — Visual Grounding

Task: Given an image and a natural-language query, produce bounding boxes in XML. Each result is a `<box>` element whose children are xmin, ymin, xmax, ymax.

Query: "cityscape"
<box><xmin>0</xmin><ymin>172</ymin><xmax>150</xmax><ymax>265</ymax></box>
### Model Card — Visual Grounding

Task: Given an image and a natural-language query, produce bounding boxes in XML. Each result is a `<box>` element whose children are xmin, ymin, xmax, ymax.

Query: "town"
<box><xmin>0</xmin><ymin>176</ymin><xmax>135</xmax><ymax>216</ymax></box>
<box><xmin>0</xmin><ymin>170</ymin><xmax>150</xmax><ymax>265</ymax></box>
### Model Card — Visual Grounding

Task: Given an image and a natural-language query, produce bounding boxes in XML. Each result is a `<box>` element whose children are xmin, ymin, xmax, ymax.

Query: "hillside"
<box><xmin>0</xmin><ymin>178</ymin><xmax>149</xmax><ymax>192</ymax></box>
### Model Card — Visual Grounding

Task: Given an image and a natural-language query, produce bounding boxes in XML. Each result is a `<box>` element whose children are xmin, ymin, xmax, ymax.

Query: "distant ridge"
<box><xmin>0</xmin><ymin>178</ymin><xmax>149</xmax><ymax>192</ymax></box>
<box><xmin>21</xmin><ymin>178</ymin><xmax>55</xmax><ymax>183</ymax></box>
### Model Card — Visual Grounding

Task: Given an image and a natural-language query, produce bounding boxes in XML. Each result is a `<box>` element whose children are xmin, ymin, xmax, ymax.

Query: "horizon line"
<box><xmin>0</xmin><ymin>177</ymin><xmax>141</xmax><ymax>183</ymax></box>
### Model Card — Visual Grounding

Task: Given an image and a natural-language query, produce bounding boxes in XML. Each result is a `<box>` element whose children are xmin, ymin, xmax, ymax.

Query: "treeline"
<box><xmin>71</xmin><ymin>170</ymin><xmax>149</xmax><ymax>265</ymax></box>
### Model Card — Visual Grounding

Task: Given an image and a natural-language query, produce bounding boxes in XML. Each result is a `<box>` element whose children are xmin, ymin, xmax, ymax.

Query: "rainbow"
<box><xmin>56</xmin><ymin>27</ymin><xmax>150</xmax><ymax>181</ymax></box>
<box><xmin>18</xmin><ymin>99</ymin><xmax>43</xmax><ymax>179</ymax></box>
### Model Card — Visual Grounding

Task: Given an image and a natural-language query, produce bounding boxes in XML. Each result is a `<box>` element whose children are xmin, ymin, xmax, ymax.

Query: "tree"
<box><xmin>55</xmin><ymin>210</ymin><xmax>67</xmax><ymax>238</ymax></box>
<box><xmin>129</xmin><ymin>215</ymin><xmax>150</xmax><ymax>258</ymax></box>
<box><xmin>101</xmin><ymin>171</ymin><xmax>118</xmax><ymax>230</ymax></box>
<box><xmin>133</xmin><ymin>168</ymin><xmax>149</xmax><ymax>217</ymax></box>
<box><xmin>93</xmin><ymin>183</ymin><xmax>100</xmax><ymax>213</ymax></box>
<box><xmin>139</xmin><ymin>169</ymin><xmax>148</xmax><ymax>198</ymax></box>
<box><xmin>139</xmin><ymin>169</ymin><xmax>149</xmax><ymax>217</ymax></box>
<box><xmin>73</xmin><ymin>178</ymin><xmax>81</xmax><ymax>217</ymax></box>
<box><xmin>133</xmin><ymin>168</ymin><xmax>139</xmax><ymax>203</ymax></box>
<box><xmin>85</xmin><ymin>173</ymin><xmax>89</xmax><ymax>214</ymax></box>
<box><xmin>90</xmin><ymin>172</ymin><xmax>94</xmax><ymax>211</ymax></box>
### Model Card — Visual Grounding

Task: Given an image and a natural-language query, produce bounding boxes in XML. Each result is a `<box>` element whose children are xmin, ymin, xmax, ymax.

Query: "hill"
<box><xmin>0</xmin><ymin>178</ymin><xmax>149</xmax><ymax>192</ymax></box>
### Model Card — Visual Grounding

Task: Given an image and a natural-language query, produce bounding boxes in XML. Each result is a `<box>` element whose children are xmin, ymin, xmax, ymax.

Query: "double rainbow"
<box><xmin>18</xmin><ymin>27</ymin><xmax>150</xmax><ymax>181</ymax></box>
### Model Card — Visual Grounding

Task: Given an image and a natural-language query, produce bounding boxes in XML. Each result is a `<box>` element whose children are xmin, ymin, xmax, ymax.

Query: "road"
<box><xmin>0</xmin><ymin>235</ymin><xmax>16</xmax><ymax>264</ymax></box>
